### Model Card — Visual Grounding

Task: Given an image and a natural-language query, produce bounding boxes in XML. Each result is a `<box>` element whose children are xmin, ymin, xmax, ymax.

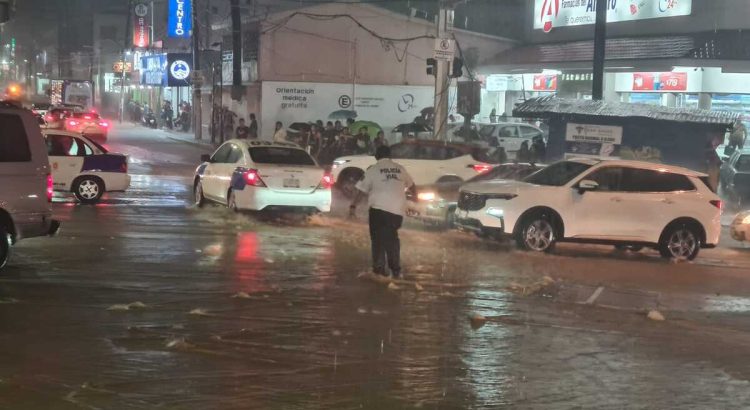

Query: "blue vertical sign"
<box><xmin>168</xmin><ymin>0</ymin><xmax>192</xmax><ymax>38</ymax></box>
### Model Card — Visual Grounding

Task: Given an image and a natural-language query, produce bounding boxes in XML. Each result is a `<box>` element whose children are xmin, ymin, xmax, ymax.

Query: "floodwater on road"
<box><xmin>2</xmin><ymin>126</ymin><xmax>750</xmax><ymax>409</ymax></box>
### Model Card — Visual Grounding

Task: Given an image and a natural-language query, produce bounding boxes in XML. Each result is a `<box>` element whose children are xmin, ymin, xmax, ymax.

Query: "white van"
<box><xmin>0</xmin><ymin>106</ymin><xmax>60</xmax><ymax>269</ymax></box>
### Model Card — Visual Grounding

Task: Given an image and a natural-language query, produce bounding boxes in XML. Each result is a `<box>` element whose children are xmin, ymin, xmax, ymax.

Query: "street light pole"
<box><xmin>192</xmin><ymin>0</ymin><xmax>203</xmax><ymax>140</ymax></box>
<box><xmin>432</xmin><ymin>1</ymin><xmax>454</xmax><ymax>141</ymax></box>
<box><xmin>120</xmin><ymin>0</ymin><xmax>133</xmax><ymax>123</ymax></box>
<box><xmin>592</xmin><ymin>0</ymin><xmax>607</xmax><ymax>100</ymax></box>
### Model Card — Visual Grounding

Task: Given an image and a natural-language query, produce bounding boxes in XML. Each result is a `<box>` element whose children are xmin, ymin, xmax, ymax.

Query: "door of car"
<box><xmin>617</xmin><ymin>168</ymin><xmax>699</xmax><ymax>241</ymax></box>
<box><xmin>213</xmin><ymin>143</ymin><xmax>245</xmax><ymax>203</ymax></box>
<box><xmin>46</xmin><ymin>133</ymin><xmax>86</xmax><ymax>191</ymax></box>
<box><xmin>202</xmin><ymin>143</ymin><xmax>234</xmax><ymax>200</ymax></box>
<box><xmin>571</xmin><ymin>166</ymin><xmax>634</xmax><ymax>239</ymax></box>
<box><xmin>496</xmin><ymin>125</ymin><xmax>524</xmax><ymax>156</ymax></box>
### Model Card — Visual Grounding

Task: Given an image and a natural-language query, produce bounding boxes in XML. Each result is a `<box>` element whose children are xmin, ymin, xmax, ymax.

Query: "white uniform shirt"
<box><xmin>355</xmin><ymin>158</ymin><xmax>414</xmax><ymax>216</ymax></box>
<box><xmin>273</xmin><ymin>128</ymin><xmax>287</xmax><ymax>142</ymax></box>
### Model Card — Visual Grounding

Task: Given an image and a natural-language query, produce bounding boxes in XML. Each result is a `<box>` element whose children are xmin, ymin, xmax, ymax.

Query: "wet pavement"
<box><xmin>2</xmin><ymin>125</ymin><xmax>750</xmax><ymax>408</ymax></box>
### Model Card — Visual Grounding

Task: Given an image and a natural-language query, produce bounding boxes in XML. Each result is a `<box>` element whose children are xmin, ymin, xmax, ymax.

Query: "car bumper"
<box><xmin>407</xmin><ymin>200</ymin><xmax>454</xmax><ymax>224</ymax></box>
<box><xmin>103</xmin><ymin>173</ymin><xmax>130</xmax><ymax>192</ymax></box>
<box><xmin>13</xmin><ymin>212</ymin><xmax>60</xmax><ymax>241</ymax></box>
<box><xmin>235</xmin><ymin>188</ymin><xmax>332</xmax><ymax>212</ymax></box>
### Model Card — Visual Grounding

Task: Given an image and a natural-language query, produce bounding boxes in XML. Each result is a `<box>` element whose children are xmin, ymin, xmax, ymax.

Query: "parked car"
<box><xmin>194</xmin><ymin>140</ymin><xmax>332</xmax><ymax>213</ymax></box>
<box><xmin>407</xmin><ymin>163</ymin><xmax>544</xmax><ymax>228</ymax></box>
<box><xmin>720</xmin><ymin>148</ymin><xmax>750</xmax><ymax>208</ymax></box>
<box><xmin>44</xmin><ymin>130</ymin><xmax>130</xmax><ymax>204</ymax></box>
<box><xmin>0</xmin><ymin>105</ymin><xmax>60</xmax><ymax>269</ymax></box>
<box><xmin>455</xmin><ymin>158</ymin><xmax>722</xmax><ymax>260</ymax></box>
<box><xmin>476</xmin><ymin>122</ymin><xmax>545</xmax><ymax>159</ymax></box>
<box><xmin>332</xmin><ymin>139</ymin><xmax>492</xmax><ymax>198</ymax></box>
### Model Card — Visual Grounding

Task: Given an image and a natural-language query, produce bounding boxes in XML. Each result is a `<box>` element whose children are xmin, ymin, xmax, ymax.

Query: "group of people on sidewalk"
<box><xmin>228</xmin><ymin>115</ymin><xmax>388</xmax><ymax>165</ymax></box>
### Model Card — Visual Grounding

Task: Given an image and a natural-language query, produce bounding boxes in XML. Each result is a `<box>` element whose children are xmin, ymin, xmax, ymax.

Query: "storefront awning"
<box><xmin>513</xmin><ymin>95</ymin><xmax>739</xmax><ymax>126</ymax></box>
<box><xmin>482</xmin><ymin>30</ymin><xmax>750</xmax><ymax>74</ymax></box>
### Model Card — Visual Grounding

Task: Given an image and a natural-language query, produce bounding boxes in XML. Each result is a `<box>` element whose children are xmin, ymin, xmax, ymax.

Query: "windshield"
<box><xmin>249</xmin><ymin>147</ymin><xmax>316</xmax><ymax>166</ymax></box>
<box><xmin>523</xmin><ymin>161</ymin><xmax>593</xmax><ymax>186</ymax></box>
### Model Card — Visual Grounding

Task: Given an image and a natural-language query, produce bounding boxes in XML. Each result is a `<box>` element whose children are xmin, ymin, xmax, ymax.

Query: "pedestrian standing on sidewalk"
<box><xmin>350</xmin><ymin>145</ymin><xmax>416</xmax><ymax>279</ymax></box>
<box><xmin>273</xmin><ymin>121</ymin><xmax>288</xmax><ymax>143</ymax></box>
<box><xmin>235</xmin><ymin>118</ymin><xmax>251</xmax><ymax>139</ymax></box>
<box><xmin>248</xmin><ymin>113</ymin><xmax>258</xmax><ymax>139</ymax></box>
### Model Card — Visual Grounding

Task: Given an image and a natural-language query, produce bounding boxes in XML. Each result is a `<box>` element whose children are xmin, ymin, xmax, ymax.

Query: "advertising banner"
<box><xmin>166</xmin><ymin>53</ymin><xmax>192</xmax><ymax>87</ymax></box>
<box><xmin>535</xmin><ymin>0</ymin><xmax>692</xmax><ymax>33</ymax></box>
<box><xmin>133</xmin><ymin>2</ymin><xmax>150</xmax><ymax>48</ymax></box>
<box><xmin>533</xmin><ymin>74</ymin><xmax>557</xmax><ymax>91</ymax></box>
<box><xmin>140</xmin><ymin>54</ymin><xmax>167</xmax><ymax>86</ymax></box>
<box><xmin>632</xmin><ymin>72</ymin><xmax>688</xmax><ymax>91</ymax></box>
<box><xmin>260</xmin><ymin>81</ymin><xmax>457</xmax><ymax>139</ymax></box>
<box><xmin>565</xmin><ymin>122</ymin><xmax>623</xmax><ymax>158</ymax></box>
<box><xmin>168</xmin><ymin>0</ymin><xmax>192</xmax><ymax>38</ymax></box>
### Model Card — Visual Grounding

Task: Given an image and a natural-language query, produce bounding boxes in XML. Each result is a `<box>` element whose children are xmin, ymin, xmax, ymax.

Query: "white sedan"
<box><xmin>44</xmin><ymin>130</ymin><xmax>130</xmax><ymax>203</ymax></box>
<box><xmin>332</xmin><ymin>140</ymin><xmax>492</xmax><ymax>197</ymax></box>
<box><xmin>194</xmin><ymin>140</ymin><xmax>332</xmax><ymax>213</ymax></box>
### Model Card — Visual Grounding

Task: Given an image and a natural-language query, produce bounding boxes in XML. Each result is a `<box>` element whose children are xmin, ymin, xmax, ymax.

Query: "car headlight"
<box><xmin>486</xmin><ymin>207</ymin><xmax>504</xmax><ymax>218</ymax></box>
<box><xmin>417</xmin><ymin>192</ymin><xmax>436</xmax><ymax>202</ymax></box>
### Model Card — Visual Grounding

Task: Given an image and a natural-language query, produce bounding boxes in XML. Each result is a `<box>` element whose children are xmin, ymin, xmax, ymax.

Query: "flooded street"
<box><xmin>2</xmin><ymin>126</ymin><xmax>750</xmax><ymax>409</ymax></box>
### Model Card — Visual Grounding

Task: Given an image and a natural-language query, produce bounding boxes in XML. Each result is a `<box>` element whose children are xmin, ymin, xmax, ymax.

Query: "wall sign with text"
<box><xmin>632</xmin><ymin>72</ymin><xmax>688</xmax><ymax>92</ymax></box>
<box><xmin>535</xmin><ymin>0</ymin><xmax>692</xmax><ymax>33</ymax></box>
<box><xmin>168</xmin><ymin>0</ymin><xmax>192</xmax><ymax>38</ymax></box>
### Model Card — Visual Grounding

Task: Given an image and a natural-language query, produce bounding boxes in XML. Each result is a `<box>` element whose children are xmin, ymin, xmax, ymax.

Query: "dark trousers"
<box><xmin>369</xmin><ymin>208</ymin><xmax>403</xmax><ymax>276</ymax></box>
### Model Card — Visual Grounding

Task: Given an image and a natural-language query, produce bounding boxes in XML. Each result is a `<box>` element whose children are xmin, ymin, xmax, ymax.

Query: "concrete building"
<box><xmin>208</xmin><ymin>2</ymin><xmax>516</xmax><ymax>138</ymax></box>
<box><xmin>478</xmin><ymin>0</ymin><xmax>750</xmax><ymax>119</ymax></box>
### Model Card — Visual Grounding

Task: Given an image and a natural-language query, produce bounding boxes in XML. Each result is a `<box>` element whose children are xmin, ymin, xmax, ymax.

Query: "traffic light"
<box><xmin>426</xmin><ymin>58</ymin><xmax>437</xmax><ymax>76</ymax></box>
<box><xmin>451</xmin><ymin>58</ymin><xmax>463</xmax><ymax>78</ymax></box>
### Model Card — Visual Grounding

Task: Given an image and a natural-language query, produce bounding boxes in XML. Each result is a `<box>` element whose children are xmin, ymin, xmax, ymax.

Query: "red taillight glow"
<box><xmin>243</xmin><ymin>169</ymin><xmax>266</xmax><ymax>187</ymax></box>
<box><xmin>45</xmin><ymin>115</ymin><xmax>53</xmax><ymax>121</ymax></box>
<box><xmin>472</xmin><ymin>164</ymin><xmax>493</xmax><ymax>174</ymax></box>
<box><xmin>99</xmin><ymin>121</ymin><xmax>109</xmax><ymax>128</ymax></box>
<box><xmin>67</xmin><ymin>120</ymin><xmax>79</xmax><ymax>127</ymax></box>
<box><xmin>46</xmin><ymin>173</ymin><xmax>53</xmax><ymax>202</ymax></box>
<box><xmin>710</xmin><ymin>200</ymin><xmax>723</xmax><ymax>211</ymax></box>
<box><xmin>319</xmin><ymin>172</ymin><xmax>334</xmax><ymax>189</ymax></box>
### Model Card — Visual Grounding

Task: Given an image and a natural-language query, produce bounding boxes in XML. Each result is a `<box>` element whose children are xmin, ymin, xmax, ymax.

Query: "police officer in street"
<box><xmin>350</xmin><ymin>145</ymin><xmax>416</xmax><ymax>279</ymax></box>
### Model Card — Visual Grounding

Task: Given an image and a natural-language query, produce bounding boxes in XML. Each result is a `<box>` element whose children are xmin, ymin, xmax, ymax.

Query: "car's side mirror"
<box><xmin>201</xmin><ymin>154</ymin><xmax>211</xmax><ymax>163</ymax></box>
<box><xmin>577</xmin><ymin>179</ymin><xmax>599</xmax><ymax>194</ymax></box>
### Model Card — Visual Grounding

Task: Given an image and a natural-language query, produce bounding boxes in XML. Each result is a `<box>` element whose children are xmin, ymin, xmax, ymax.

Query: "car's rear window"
<box><xmin>0</xmin><ymin>114</ymin><xmax>32</xmax><ymax>162</ymax></box>
<box><xmin>86</xmin><ymin>138</ymin><xmax>109</xmax><ymax>153</ymax></box>
<box><xmin>249</xmin><ymin>147</ymin><xmax>316</xmax><ymax>166</ymax></box>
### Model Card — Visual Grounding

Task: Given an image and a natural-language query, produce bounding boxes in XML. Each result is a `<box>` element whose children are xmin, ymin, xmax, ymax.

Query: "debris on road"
<box><xmin>647</xmin><ymin>310</ymin><xmax>666</xmax><ymax>321</ymax></box>
<box><xmin>189</xmin><ymin>308</ymin><xmax>209</xmax><ymax>316</ymax></box>
<box><xmin>469</xmin><ymin>314</ymin><xmax>487</xmax><ymax>329</ymax></box>
<box><xmin>506</xmin><ymin>275</ymin><xmax>558</xmax><ymax>297</ymax></box>
<box><xmin>231</xmin><ymin>291</ymin><xmax>252</xmax><ymax>299</ymax></box>
<box><xmin>106</xmin><ymin>301</ymin><xmax>147</xmax><ymax>311</ymax></box>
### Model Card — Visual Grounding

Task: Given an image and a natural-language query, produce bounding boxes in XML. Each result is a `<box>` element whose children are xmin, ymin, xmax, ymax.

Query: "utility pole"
<box><xmin>592</xmin><ymin>0</ymin><xmax>607</xmax><ymax>100</ymax></box>
<box><xmin>433</xmin><ymin>1</ymin><xmax>454</xmax><ymax>140</ymax></box>
<box><xmin>230</xmin><ymin>0</ymin><xmax>242</xmax><ymax>101</ymax></box>
<box><xmin>120</xmin><ymin>0</ymin><xmax>132</xmax><ymax>123</ymax></box>
<box><xmin>192</xmin><ymin>0</ymin><xmax>203</xmax><ymax>140</ymax></box>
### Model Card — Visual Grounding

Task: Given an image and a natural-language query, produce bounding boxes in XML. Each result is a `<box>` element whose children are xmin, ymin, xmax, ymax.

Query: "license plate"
<box><xmin>283</xmin><ymin>178</ymin><xmax>300</xmax><ymax>188</ymax></box>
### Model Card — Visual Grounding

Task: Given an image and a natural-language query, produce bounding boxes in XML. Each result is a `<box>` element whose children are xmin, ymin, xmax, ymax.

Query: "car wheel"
<box><xmin>516</xmin><ymin>212</ymin><xmax>557</xmax><ymax>253</ymax></box>
<box><xmin>194</xmin><ymin>180</ymin><xmax>206</xmax><ymax>207</ymax></box>
<box><xmin>614</xmin><ymin>244</ymin><xmax>643</xmax><ymax>252</ymax></box>
<box><xmin>659</xmin><ymin>224</ymin><xmax>701</xmax><ymax>261</ymax></box>
<box><xmin>73</xmin><ymin>177</ymin><xmax>104</xmax><ymax>204</ymax></box>
<box><xmin>0</xmin><ymin>226</ymin><xmax>11</xmax><ymax>270</ymax></box>
<box><xmin>228</xmin><ymin>190</ymin><xmax>239</xmax><ymax>212</ymax></box>
<box><xmin>336</xmin><ymin>169</ymin><xmax>364</xmax><ymax>199</ymax></box>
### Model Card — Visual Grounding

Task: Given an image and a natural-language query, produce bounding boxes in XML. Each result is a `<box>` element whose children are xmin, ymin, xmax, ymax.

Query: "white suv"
<box><xmin>456</xmin><ymin>158</ymin><xmax>722</xmax><ymax>260</ymax></box>
<box><xmin>0</xmin><ymin>106</ymin><xmax>60</xmax><ymax>269</ymax></box>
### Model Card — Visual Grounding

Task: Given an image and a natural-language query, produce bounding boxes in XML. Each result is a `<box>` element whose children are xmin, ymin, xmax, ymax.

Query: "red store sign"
<box><xmin>133</xmin><ymin>2</ymin><xmax>151</xmax><ymax>48</ymax></box>
<box><xmin>632</xmin><ymin>72</ymin><xmax>687</xmax><ymax>92</ymax></box>
<box><xmin>533</xmin><ymin>74</ymin><xmax>557</xmax><ymax>91</ymax></box>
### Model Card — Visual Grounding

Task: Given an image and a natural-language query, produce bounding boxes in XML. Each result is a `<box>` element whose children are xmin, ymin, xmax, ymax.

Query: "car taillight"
<box><xmin>68</xmin><ymin>120</ymin><xmax>78</xmax><ymax>127</ymax></box>
<box><xmin>471</xmin><ymin>164</ymin><xmax>492</xmax><ymax>174</ymax></box>
<box><xmin>243</xmin><ymin>169</ymin><xmax>266</xmax><ymax>187</ymax></box>
<box><xmin>99</xmin><ymin>121</ymin><xmax>109</xmax><ymax>128</ymax></box>
<box><xmin>45</xmin><ymin>115</ymin><xmax>53</xmax><ymax>121</ymax></box>
<box><xmin>318</xmin><ymin>172</ymin><xmax>334</xmax><ymax>189</ymax></box>
<box><xmin>710</xmin><ymin>200</ymin><xmax>723</xmax><ymax>211</ymax></box>
<box><xmin>46</xmin><ymin>173</ymin><xmax>53</xmax><ymax>202</ymax></box>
